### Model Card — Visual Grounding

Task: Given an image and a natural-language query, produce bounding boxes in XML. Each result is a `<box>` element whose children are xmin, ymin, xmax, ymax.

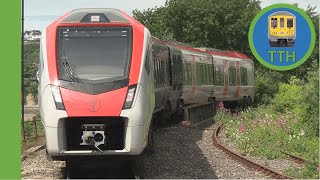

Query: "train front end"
<box><xmin>39</xmin><ymin>9</ymin><xmax>154</xmax><ymax>160</ymax></box>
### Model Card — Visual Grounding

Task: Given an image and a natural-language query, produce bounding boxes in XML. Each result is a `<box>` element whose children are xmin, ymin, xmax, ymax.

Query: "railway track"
<box><xmin>64</xmin><ymin>159</ymin><xmax>142</xmax><ymax>179</ymax></box>
<box><xmin>279</xmin><ymin>149</ymin><xmax>306</xmax><ymax>164</ymax></box>
<box><xmin>212</xmin><ymin>123</ymin><xmax>295</xmax><ymax>179</ymax></box>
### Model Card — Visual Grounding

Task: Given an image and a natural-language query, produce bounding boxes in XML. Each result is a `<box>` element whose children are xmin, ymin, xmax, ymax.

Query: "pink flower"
<box><xmin>238</xmin><ymin>124</ymin><xmax>246</xmax><ymax>133</ymax></box>
<box><xmin>218</xmin><ymin>101</ymin><xmax>224</xmax><ymax>109</ymax></box>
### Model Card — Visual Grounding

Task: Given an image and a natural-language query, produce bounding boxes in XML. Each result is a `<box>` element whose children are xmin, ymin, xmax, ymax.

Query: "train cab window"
<box><xmin>229</xmin><ymin>67</ymin><xmax>236</xmax><ymax>86</ymax></box>
<box><xmin>271</xmin><ymin>18</ymin><xmax>277</xmax><ymax>28</ymax></box>
<box><xmin>240</xmin><ymin>67</ymin><xmax>248</xmax><ymax>86</ymax></box>
<box><xmin>287</xmin><ymin>18</ymin><xmax>293</xmax><ymax>28</ymax></box>
<box><xmin>214</xmin><ymin>65</ymin><xmax>224</xmax><ymax>86</ymax></box>
<box><xmin>280</xmin><ymin>18</ymin><xmax>284</xmax><ymax>28</ymax></box>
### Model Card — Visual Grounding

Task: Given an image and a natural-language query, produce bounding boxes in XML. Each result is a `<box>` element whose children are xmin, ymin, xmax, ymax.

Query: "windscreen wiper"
<box><xmin>62</xmin><ymin>57</ymin><xmax>81</xmax><ymax>83</ymax></box>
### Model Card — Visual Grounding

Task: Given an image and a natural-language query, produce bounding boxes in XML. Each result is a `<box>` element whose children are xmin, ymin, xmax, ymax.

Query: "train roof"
<box><xmin>60</xmin><ymin>8</ymin><xmax>130</xmax><ymax>23</ymax></box>
<box><xmin>269</xmin><ymin>11</ymin><xmax>295</xmax><ymax>17</ymax></box>
<box><xmin>49</xmin><ymin>8</ymin><xmax>143</xmax><ymax>27</ymax></box>
<box><xmin>162</xmin><ymin>40</ymin><xmax>251</xmax><ymax>61</ymax></box>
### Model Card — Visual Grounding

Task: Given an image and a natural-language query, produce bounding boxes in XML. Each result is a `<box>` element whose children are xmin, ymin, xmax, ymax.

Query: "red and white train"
<box><xmin>39</xmin><ymin>8</ymin><xmax>254</xmax><ymax>161</ymax></box>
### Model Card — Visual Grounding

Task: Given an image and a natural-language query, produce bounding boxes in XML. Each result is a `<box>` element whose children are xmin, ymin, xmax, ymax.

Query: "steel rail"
<box><xmin>212</xmin><ymin>123</ymin><xmax>295</xmax><ymax>179</ymax></box>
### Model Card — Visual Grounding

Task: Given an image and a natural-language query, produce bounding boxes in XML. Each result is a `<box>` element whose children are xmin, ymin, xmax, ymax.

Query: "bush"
<box><xmin>254</xmin><ymin>71</ymin><xmax>282</xmax><ymax>105</ymax></box>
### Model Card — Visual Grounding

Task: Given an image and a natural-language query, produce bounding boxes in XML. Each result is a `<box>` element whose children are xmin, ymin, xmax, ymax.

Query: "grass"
<box><xmin>22</xmin><ymin>112</ymin><xmax>45</xmax><ymax>153</ymax></box>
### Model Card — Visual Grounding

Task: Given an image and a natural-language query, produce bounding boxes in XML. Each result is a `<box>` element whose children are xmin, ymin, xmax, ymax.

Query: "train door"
<box><xmin>152</xmin><ymin>42</ymin><xmax>170</xmax><ymax>112</ymax></box>
<box><xmin>227</xmin><ymin>61</ymin><xmax>236</xmax><ymax>99</ymax></box>
<box><xmin>212</xmin><ymin>57</ymin><xmax>225</xmax><ymax>101</ymax></box>
<box><xmin>223</xmin><ymin>59</ymin><xmax>229</xmax><ymax>98</ymax></box>
<box><xmin>235</xmin><ymin>61</ymin><xmax>241</xmax><ymax>97</ymax></box>
<box><xmin>167</xmin><ymin>46</ymin><xmax>183</xmax><ymax>112</ymax></box>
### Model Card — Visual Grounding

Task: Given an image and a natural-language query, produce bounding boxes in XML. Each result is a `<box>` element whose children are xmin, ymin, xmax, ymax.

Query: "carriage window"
<box><xmin>280</xmin><ymin>18</ymin><xmax>284</xmax><ymax>28</ymax></box>
<box><xmin>154</xmin><ymin>59</ymin><xmax>158</xmax><ymax>87</ymax></box>
<box><xmin>287</xmin><ymin>18</ymin><xmax>293</xmax><ymax>28</ymax></box>
<box><xmin>196</xmin><ymin>63</ymin><xmax>201</xmax><ymax>85</ymax></box>
<box><xmin>271</xmin><ymin>18</ymin><xmax>277</xmax><ymax>28</ymax></box>
<box><xmin>184</xmin><ymin>62</ymin><xmax>192</xmax><ymax>85</ymax></box>
<box><xmin>229</xmin><ymin>67</ymin><xmax>237</xmax><ymax>86</ymax></box>
<box><xmin>240</xmin><ymin>67</ymin><xmax>248</xmax><ymax>86</ymax></box>
<box><xmin>209</xmin><ymin>64</ymin><xmax>213</xmax><ymax>84</ymax></box>
<box><xmin>214</xmin><ymin>65</ymin><xmax>224</xmax><ymax>86</ymax></box>
<box><xmin>144</xmin><ymin>44</ymin><xmax>151</xmax><ymax>75</ymax></box>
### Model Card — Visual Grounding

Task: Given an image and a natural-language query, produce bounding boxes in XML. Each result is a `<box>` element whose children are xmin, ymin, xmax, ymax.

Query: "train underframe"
<box><xmin>269</xmin><ymin>38</ymin><xmax>295</xmax><ymax>47</ymax></box>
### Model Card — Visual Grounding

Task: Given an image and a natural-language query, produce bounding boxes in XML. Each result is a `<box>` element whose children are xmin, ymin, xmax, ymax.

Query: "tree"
<box><xmin>133</xmin><ymin>0</ymin><xmax>261</xmax><ymax>54</ymax></box>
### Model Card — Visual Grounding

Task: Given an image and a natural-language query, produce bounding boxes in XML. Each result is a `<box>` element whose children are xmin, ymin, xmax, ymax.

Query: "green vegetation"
<box><xmin>216</xmin><ymin>73</ymin><xmax>319</xmax><ymax>179</ymax></box>
<box><xmin>24</xmin><ymin>43</ymin><xmax>40</xmax><ymax>104</ymax></box>
<box><xmin>24</xmin><ymin>112</ymin><xmax>44</xmax><ymax>138</ymax></box>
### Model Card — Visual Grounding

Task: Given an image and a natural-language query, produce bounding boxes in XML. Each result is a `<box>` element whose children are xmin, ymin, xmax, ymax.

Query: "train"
<box><xmin>268</xmin><ymin>11</ymin><xmax>296</xmax><ymax>47</ymax></box>
<box><xmin>38</xmin><ymin>8</ymin><xmax>254</xmax><ymax>161</ymax></box>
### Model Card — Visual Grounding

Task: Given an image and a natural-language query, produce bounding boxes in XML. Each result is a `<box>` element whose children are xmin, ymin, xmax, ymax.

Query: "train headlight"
<box><xmin>123</xmin><ymin>84</ymin><xmax>137</xmax><ymax>109</ymax></box>
<box><xmin>50</xmin><ymin>85</ymin><xmax>65</xmax><ymax>110</ymax></box>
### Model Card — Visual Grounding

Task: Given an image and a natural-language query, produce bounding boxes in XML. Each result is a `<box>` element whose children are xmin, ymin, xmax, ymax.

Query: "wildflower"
<box><xmin>300</xmin><ymin>130</ymin><xmax>305</xmax><ymax>136</ymax></box>
<box><xmin>218</xmin><ymin>101</ymin><xmax>224</xmax><ymax>109</ymax></box>
<box><xmin>238</xmin><ymin>123</ymin><xmax>246</xmax><ymax>133</ymax></box>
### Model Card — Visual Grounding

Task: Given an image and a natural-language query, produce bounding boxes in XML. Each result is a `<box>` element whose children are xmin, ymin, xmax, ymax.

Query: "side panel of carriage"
<box><xmin>213</xmin><ymin>56</ymin><xmax>254</xmax><ymax>102</ymax></box>
<box><xmin>182</xmin><ymin>50</ymin><xmax>214</xmax><ymax>105</ymax></box>
<box><xmin>238</xmin><ymin>60</ymin><xmax>255</xmax><ymax>101</ymax></box>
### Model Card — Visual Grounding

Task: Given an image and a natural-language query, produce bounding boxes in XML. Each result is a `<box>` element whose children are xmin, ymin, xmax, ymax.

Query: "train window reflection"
<box><xmin>271</xmin><ymin>18</ymin><xmax>277</xmax><ymax>28</ymax></box>
<box><xmin>280</xmin><ymin>18</ymin><xmax>284</xmax><ymax>28</ymax></box>
<box><xmin>287</xmin><ymin>18</ymin><xmax>293</xmax><ymax>28</ymax></box>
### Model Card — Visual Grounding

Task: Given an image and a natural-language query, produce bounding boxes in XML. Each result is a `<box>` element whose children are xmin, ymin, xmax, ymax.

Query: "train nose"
<box><xmin>60</xmin><ymin>87</ymin><xmax>128</xmax><ymax>117</ymax></box>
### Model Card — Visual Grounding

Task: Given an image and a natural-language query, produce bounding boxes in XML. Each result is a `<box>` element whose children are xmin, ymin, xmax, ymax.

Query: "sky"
<box><xmin>24</xmin><ymin>0</ymin><xmax>319</xmax><ymax>31</ymax></box>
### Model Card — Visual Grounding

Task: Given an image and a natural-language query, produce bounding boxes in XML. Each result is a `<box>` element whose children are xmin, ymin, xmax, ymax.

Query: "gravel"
<box><xmin>21</xmin><ymin>150</ymin><xmax>65</xmax><ymax>179</ymax></box>
<box><xmin>22</xmin><ymin>123</ymin><xmax>273</xmax><ymax>179</ymax></box>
